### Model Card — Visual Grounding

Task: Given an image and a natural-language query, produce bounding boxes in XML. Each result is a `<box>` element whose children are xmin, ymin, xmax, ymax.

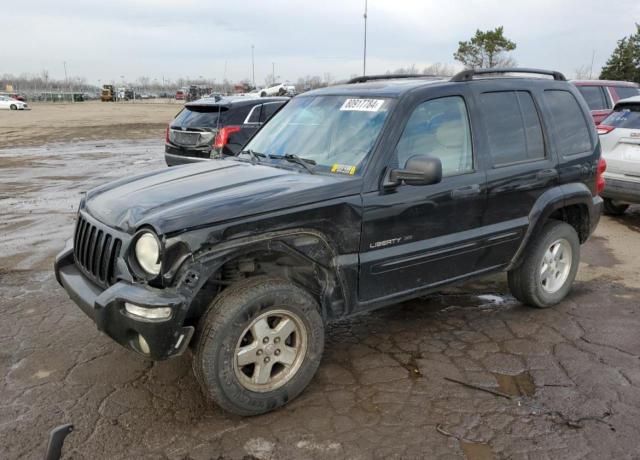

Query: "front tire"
<box><xmin>603</xmin><ymin>198</ymin><xmax>629</xmax><ymax>216</ymax></box>
<box><xmin>193</xmin><ymin>276</ymin><xmax>324</xmax><ymax>416</ymax></box>
<box><xmin>508</xmin><ymin>220</ymin><xmax>580</xmax><ymax>308</ymax></box>
<box><xmin>10</xmin><ymin>104</ymin><xmax>17</xmax><ymax>110</ymax></box>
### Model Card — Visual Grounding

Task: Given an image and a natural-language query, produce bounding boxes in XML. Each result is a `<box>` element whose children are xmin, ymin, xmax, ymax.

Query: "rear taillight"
<box><xmin>597</xmin><ymin>125</ymin><xmax>615</xmax><ymax>135</ymax></box>
<box><xmin>596</xmin><ymin>157</ymin><xmax>606</xmax><ymax>196</ymax></box>
<box><xmin>165</xmin><ymin>125</ymin><xmax>170</xmax><ymax>143</ymax></box>
<box><xmin>213</xmin><ymin>126</ymin><xmax>241</xmax><ymax>149</ymax></box>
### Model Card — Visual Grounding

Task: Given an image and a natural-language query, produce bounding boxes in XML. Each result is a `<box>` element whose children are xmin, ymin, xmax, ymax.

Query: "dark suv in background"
<box><xmin>572</xmin><ymin>80</ymin><xmax>640</xmax><ymax>125</ymax></box>
<box><xmin>56</xmin><ymin>68</ymin><xmax>604</xmax><ymax>416</ymax></box>
<box><xmin>165</xmin><ymin>96</ymin><xmax>288</xmax><ymax>166</ymax></box>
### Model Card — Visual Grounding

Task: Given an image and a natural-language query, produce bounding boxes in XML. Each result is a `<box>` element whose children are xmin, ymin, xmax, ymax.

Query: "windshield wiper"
<box><xmin>238</xmin><ymin>149</ymin><xmax>266</xmax><ymax>163</ymax></box>
<box><xmin>270</xmin><ymin>154</ymin><xmax>316</xmax><ymax>174</ymax></box>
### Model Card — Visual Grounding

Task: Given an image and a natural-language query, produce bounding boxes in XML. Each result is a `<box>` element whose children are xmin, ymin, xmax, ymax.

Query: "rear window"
<box><xmin>577</xmin><ymin>86</ymin><xmax>608</xmax><ymax>110</ymax></box>
<box><xmin>614</xmin><ymin>86</ymin><xmax>640</xmax><ymax>100</ymax></box>
<box><xmin>602</xmin><ymin>104</ymin><xmax>640</xmax><ymax>129</ymax></box>
<box><xmin>543</xmin><ymin>90</ymin><xmax>592</xmax><ymax>156</ymax></box>
<box><xmin>480</xmin><ymin>91</ymin><xmax>545</xmax><ymax>166</ymax></box>
<box><xmin>171</xmin><ymin>106</ymin><xmax>228</xmax><ymax>129</ymax></box>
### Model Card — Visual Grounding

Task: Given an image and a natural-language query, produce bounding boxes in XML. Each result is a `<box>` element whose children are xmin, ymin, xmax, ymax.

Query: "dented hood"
<box><xmin>83</xmin><ymin>159</ymin><xmax>359</xmax><ymax>234</ymax></box>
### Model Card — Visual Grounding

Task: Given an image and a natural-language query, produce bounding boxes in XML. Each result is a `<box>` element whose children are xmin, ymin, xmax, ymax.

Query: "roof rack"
<box><xmin>450</xmin><ymin>68</ymin><xmax>566</xmax><ymax>82</ymax></box>
<box><xmin>347</xmin><ymin>74</ymin><xmax>438</xmax><ymax>84</ymax></box>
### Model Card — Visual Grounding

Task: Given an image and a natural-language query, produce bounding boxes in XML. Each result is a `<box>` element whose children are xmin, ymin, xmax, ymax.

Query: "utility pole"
<box><xmin>251</xmin><ymin>45</ymin><xmax>255</xmax><ymax>88</ymax></box>
<box><xmin>63</xmin><ymin>61</ymin><xmax>69</xmax><ymax>91</ymax></box>
<box><xmin>363</xmin><ymin>0</ymin><xmax>368</xmax><ymax>76</ymax></box>
<box><xmin>589</xmin><ymin>49</ymin><xmax>596</xmax><ymax>80</ymax></box>
<box><xmin>272</xmin><ymin>62</ymin><xmax>275</xmax><ymax>85</ymax></box>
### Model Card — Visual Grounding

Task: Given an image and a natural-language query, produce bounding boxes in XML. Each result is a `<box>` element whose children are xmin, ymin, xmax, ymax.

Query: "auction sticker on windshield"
<box><xmin>340</xmin><ymin>99</ymin><xmax>385</xmax><ymax>112</ymax></box>
<box><xmin>331</xmin><ymin>164</ymin><xmax>357</xmax><ymax>175</ymax></box>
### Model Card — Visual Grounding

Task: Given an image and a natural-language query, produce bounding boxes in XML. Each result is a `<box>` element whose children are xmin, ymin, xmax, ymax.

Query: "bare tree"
<box><xmin>422</xmin><ymin>63</ymin><xmax>455</xmax><ymax>77</ymax></box>
<box><xmin>574</xmin><ymin>65</ymin><xmax>592</xmax><ymax>80</ymax></box>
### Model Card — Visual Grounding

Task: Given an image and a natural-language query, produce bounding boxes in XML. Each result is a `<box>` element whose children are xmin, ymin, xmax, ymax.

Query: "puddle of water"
<box><xmin>493</xmin><ymin>371</ymin><xmax>536</xmax><ymax>397</ymax></box>
<box><xmin>435</xmin><ymin>293</ymin><xmax>514</xmax><ymax>313</ymax></box>
<box><xmin>460</xmin><ymin>441</ymin><xmax>494</xmax><ymax>460</ymax></box>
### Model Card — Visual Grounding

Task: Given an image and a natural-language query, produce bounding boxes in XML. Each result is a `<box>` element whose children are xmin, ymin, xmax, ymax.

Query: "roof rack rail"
<box><xmin>347</xmin><ymin>74</ymin><xmax>438</xmax><ymax>84</ymax></box>
<box><xmin>450</xmin><ymin>68</ymin><xmax>566</xmax><ymax>82</ymax></box>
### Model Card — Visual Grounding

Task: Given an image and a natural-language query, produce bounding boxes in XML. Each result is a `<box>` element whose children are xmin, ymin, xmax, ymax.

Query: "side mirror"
<box><xmin>387</xmin><ymin>155</ymin><xmax>442</xmax><ymax>187</ymax></box>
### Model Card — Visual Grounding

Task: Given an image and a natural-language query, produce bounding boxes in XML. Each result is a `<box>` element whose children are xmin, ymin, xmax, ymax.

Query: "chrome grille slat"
<box><xmin>73</xmin><ymin>214</ymin><xmax>122</xmax><ymax>288</ymax></box>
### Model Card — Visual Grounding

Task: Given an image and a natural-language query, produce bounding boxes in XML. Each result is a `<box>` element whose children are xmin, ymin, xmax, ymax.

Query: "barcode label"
<box><xmin>340</xmin><ymin>99</ymin><xmax>385</xmax><ymax>112</ymax></box>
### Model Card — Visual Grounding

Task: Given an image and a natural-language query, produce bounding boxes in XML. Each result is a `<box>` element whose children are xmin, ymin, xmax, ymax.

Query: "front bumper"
<box><xmin>601</xmin><ymin>177</ymin><xmax>640</xmax><ymax>204</ymax></box>
<box><xmin>54</xmin><ymin>245</ymin><xmax>194</xmax><ymax>360</ymax></box>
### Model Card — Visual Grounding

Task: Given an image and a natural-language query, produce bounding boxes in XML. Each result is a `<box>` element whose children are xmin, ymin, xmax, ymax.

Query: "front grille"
<box><xmin>170</xmin><ymin>130</ymin><xmax>201</xmax><ymax>146</ymax></box>
<box><xmin>73</xmin><ymin>214</ymin><xmax>122</xmax><ymax>287</ymax></box>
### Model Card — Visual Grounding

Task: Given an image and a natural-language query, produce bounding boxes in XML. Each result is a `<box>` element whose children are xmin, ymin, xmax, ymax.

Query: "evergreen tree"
<box><xmin>454</xmin><ymin>27</ymin><xmax>517</xmax><ymax>69</ymax></box>
<box><xmin>600</xmin><ymin>25</ymin><xmax>640</xmax><ymax>83</ymax></box>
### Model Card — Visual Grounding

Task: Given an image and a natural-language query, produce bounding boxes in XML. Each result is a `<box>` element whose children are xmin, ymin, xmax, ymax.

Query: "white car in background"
<box><xmin>0</xmin><ymin>95</ymin><xmax>28</xmax><ymax>110</ymax></box>
<box><xmin>598</xmin><ymin>95</ymin><xmax>640</xmax><ymax>215</ymax></box>
<box><xmin>259</xmin><ymin>83</ymin><xmax>288</xmax><ymax>97</ymax></box>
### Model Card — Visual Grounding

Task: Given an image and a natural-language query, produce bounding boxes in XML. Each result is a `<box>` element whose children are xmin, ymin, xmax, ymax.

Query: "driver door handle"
<box><xmin>451</xmin><ymin>184</ymin><xmax>481</xmax><ymax>199</ymax></box>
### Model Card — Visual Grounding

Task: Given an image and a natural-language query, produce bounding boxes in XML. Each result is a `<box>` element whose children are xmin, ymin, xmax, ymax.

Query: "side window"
<box><xmin>543</xmin><ymin>90</ymin><xmax>593</xmax><ymax>156</ymax></box>
<box><xmin>394</xmin><ymin>96</ymin><xmax>473</xmax><ymax>177</ymax></box>
<box><xmin>577</xmin><ymin>86</ymin><xmax>608</xmax><ymax>110</ymax></box>
<box><xmin>245</xmin><ymin>104</ymin><xmax>262</xmax><ymax>124</ymax></box>
<box><xmin>480</xmin><ymin>91</ymin><xmax>545</xmax><ymax>166</ymax></box>
<box><xmin>614</xmin><ymin>86</ymin><xmax>640</xmax><ymax>100</ymax></box>
<box><xmin>260</xmin><ymin>102</ymin><xmax>284</xmax><ymax>123</ymax></box>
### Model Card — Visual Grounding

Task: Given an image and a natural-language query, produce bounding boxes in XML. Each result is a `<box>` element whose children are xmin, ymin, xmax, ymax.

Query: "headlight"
<box><xmin>134</xmin><ymin>232</ymin><xmax>161</xmax><ymax>275</ymax></box>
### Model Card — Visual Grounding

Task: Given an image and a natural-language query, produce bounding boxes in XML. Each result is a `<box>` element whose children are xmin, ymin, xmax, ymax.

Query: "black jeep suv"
<box><xmin>164</xmin><ymin>96</ymin><xmax>288</xmax><ymax>166</ymax></box>
<box><xmin>55</xmin><ymin>68</ymin><xmax>604</xmax><ymax>416</ymax></box>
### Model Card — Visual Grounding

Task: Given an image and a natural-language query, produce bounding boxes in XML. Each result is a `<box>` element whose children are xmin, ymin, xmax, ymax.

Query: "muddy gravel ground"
<box><xmin>1</xmin><ymin>140</ymin><xmax>640</xmax><ymax>459</ymax></box>
<box><xmin>0</xmin><ymin>102</ymin><xmax>180</xmax><ymax>149</ymax></box>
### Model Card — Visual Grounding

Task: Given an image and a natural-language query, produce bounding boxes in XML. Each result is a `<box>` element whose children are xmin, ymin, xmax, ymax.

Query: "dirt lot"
<box><xmin>0</xmin><ymin>102</ymin><xmax>180</xmax><ymax>149</ymax></box>
<box><xmin>1</xmin><ymin>112</ymin><xmax>640</xmax><ymax>459</ymax></box>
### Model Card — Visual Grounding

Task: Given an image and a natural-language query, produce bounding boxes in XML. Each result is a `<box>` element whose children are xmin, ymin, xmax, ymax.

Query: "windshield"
<box><xmin>171</xmin><ymin>106</ymin><xmax>227</xmax><ymax>129</ymax></box>
<box><xmin>244</xmin><ymin>95</ymin><xmax>393</xmax><ymax>174</ymax></box>
<box><xmin>603</xmin><ymin>104</ymin><xmax>640</xmax><ymax>129</ymax></box>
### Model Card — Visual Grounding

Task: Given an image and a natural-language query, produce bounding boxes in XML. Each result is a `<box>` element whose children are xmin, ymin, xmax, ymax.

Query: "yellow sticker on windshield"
<box><xmin>331</xmin><ymin>164</ymin><xmax>356</xmax><ymax>175</ymax></box>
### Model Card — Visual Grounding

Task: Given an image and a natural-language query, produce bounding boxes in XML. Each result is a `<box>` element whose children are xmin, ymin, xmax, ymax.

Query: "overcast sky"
<box><xmin>5</xmin><ymin>0</ymin><xmax>640</xmax><ymax>85</ymax></box>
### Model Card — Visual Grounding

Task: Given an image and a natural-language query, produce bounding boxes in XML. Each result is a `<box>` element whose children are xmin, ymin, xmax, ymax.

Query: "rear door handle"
<box><xmin>451</xmin><ymin>184</ymin><xmax>481</xmax><ymax>199</ymax></box>
<box><xmin>537</xmin><ymin>169</ymin><xmax>558</xmax><ymax>180</ymax></box>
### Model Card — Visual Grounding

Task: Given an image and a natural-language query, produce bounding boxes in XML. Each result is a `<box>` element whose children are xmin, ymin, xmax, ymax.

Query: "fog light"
<box><xmin>137</xmin><ymin>334</ymin><xmax>150</xmax><ymax>355</ymax></box>
<box><xmin>125</xmin><ymin>302</ymin><xmax>172</xmax><ymax>320</ymax></box>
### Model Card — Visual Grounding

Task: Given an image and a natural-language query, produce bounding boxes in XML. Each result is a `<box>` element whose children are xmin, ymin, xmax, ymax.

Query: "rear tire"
<box><xmin>193</xmin><ymin>276</ymin><xmax>324</xmax><ymax>416</ymax></box>
<box><xmin>260</xmin><ymin>91</ymin><xmax>266</xmax><ymax>97</ymax></box>
<box><xmin>508</xmin><ymin>220</ymin><xmax>580</xmax><ymax>308</ymax></box>
<box><xmin>603</xmin><ymin>198</ymin><xmax>629</xmax><ymax>216</ymax></box>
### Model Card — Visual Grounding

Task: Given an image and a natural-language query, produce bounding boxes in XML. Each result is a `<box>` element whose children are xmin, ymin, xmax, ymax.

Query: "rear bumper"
<box><xmin>601</xmin><ymin>177</ymin><xmax>640</xmax><ymax>204</ymax></box>
<box><xmin>54</xmin><ymin>245</ymin><xmax>193</xmax><ymax>360</ymax></box>
<box><xmin>164</xmin><ymin>144</ymin><xmax>213</xmax><ymax>166</ymax></box>
<box><xmin>164</xmin><ymin>152</ymin><xmax>210</xmax><ymax>167</ymax></box>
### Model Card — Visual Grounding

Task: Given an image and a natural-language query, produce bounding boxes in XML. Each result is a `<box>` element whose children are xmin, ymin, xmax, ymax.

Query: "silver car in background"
<box><xmin>598</xmin><ymin>95</ymin><xmax>640</xmax><ymax>215</ymax></box>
